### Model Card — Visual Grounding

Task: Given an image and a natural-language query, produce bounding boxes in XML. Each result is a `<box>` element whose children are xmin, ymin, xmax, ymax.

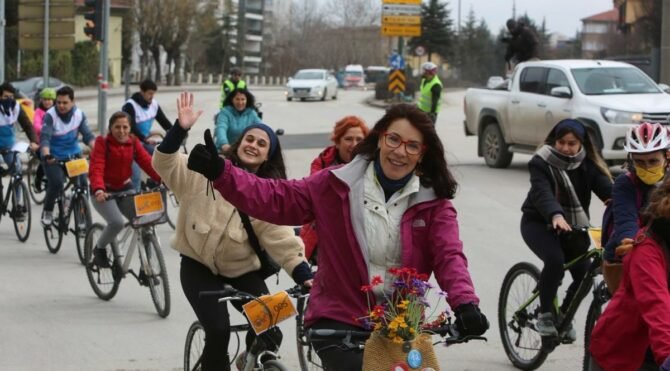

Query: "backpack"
<box><xmin>601</xmin><ymin>171</ymin><xmax>644</xmax><ymax>253</ymax></box>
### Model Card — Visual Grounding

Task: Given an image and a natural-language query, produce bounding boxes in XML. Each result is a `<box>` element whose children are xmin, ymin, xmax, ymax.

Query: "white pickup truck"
<box><xmin>463</xmin><ymin>60</ymin><xmax>670</xmax><ymax>168</ymax></box>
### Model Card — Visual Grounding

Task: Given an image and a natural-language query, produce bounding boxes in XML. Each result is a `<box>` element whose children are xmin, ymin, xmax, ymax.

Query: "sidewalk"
<box><xmin>75</xmin><ymin>84</ymin><xmax>284</xmax><ymax>101</ymax></box>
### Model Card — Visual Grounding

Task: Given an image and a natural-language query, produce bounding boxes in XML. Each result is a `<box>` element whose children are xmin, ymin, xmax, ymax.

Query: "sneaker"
<box><xmin>41</xmin><ymin>211</ymin><xmax>53</xmax><ymax>226</ymax></box>
<box><xmin>235</xmin><ymin>351</ymin><xmax>247</xmax><ymax>371</ymax></box>
<box><xmin>92</xmin><ymin>248</ymin><xmax>111</xmax><ymax>268</ymax></box>
<box><xmin>138</xmin><ymin>269</ymin><xmax>160</xmax><ymax>286</ymax></box>
<box><xmin>536</xmin><ymin>312</ymin><xmax>558</xmax><ymax>337</ymax></box>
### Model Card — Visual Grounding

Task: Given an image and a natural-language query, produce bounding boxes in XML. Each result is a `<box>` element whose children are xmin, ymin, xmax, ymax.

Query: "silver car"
<box><xmin>285</xmin><ymin>69</ymin><xmax>339</xmax><ymax>102</ymax></box>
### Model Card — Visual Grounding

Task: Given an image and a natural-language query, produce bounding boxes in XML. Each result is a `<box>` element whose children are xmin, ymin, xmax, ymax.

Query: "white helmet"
<box><xmin>624</xmin><ymin>122</ymin><xmax>670</xmax><ymax>153</ymax></box>
<box><xmin>421</xmin><ymin>62</ymin><xmax>437</xmax><ymax>73</ymax></box>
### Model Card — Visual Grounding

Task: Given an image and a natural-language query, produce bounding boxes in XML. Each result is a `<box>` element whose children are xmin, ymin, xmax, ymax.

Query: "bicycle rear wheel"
<box><xmin>498</xmin><ymin>262</ymin><xmax>549</xmax><ymax>370</ymax></box>
<box><xmin>44</xmin><ymin>201</ymin><xmax>64</xmax><ymax>253</ymax></box>
<box><xmin>27</xmin><ymin>156</ymin><xmax>46</xmax><ymax>205</ymax></box>
<box><xmin>296</xmin><ymin>296</ymin><xmax>322</xmax><ymax>371</ymax></box>
<box><xmin>583</xmin><ymin>281</ymin><xmax>609</xmax><ymax>371</ymax></box>
<box><xmin>72</xmin><ymin>194</ymin><xmax>92</xmax><ymax>265</ymax></box>
<box><xmin>184</xmin><ymin>321</ymin><xmax>205</xmax><ymax>371</ymax></box>
<box><xmin>84</xmin><ymin>223</ymin><xmax>121</xmax><ymax>300</ymax></box>
<box><xmin>143</xmin><ymin>232</ymin><xmax>171</xmax><ymax>317</ymax></box>
<box><xmin>11</xmin><ymin>180</ymin><xmax>31</xmax><ymax>242</ymax></box>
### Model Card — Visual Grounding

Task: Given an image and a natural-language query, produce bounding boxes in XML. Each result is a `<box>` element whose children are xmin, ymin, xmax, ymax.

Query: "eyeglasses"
<box><xmin>382</xmin><ymin>132</ymin><xmax>425</xmax><ymax>155</ymax></box>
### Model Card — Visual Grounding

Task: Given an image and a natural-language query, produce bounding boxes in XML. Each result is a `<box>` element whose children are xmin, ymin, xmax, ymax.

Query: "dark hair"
<box><xmin>223</xmin><ymin>88</ymin><xmax>255</xmax><ymax>110</ymax></box>
<box><xmin>56</xmin><ymin>86</ymin><xmax>75</xmax><ymax>100</ymax></box>
<box><xmin>230</xmin><ymin>67</ymin><xmax>242</xmax><ymax>76</ymax></box>
<box><xmin>0</xmin><ymin>82</ymin><xmax>16</xmax><ymax>95</ymax></box>
<box><xmin>108</xmin><ymin>111</ymin><xmax>131</xmax><ymax>130</ymax></box>
<box><xmin>140</xmin><ymin>79</ymin><xmax>157</xmax><ymax>92</ymax></box>
<box><xmin>353</xmin><ymin>103</ymin><xmax>458</xmax><ymax>199</ymax></box>
<box><xmin>543</xmin><ymin>119</ymin><xmax>612</xmax><ymax>181</ymax></box>
<box><xmin>228</xmin><ymin>130</ymin><xmax>287</xmax><ymax>180</ymax></box>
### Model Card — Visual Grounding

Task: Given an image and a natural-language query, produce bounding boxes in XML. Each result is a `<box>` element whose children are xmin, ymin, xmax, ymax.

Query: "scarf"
<box><xmin>536</xmin><ymin>145</ymin><xmax>590</xmax><ymax>226</ymax></box>
<box><xmin>373</xmin><ymin>157</ymin><xmax>413</xmax><ymax>201</ymax></box>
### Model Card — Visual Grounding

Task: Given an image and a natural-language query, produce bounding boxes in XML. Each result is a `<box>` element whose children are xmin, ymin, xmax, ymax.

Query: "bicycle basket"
<box><xmin>117</xmin><ymin>189</ymin><xmax>168</xmax><ymax>227</ymax></box>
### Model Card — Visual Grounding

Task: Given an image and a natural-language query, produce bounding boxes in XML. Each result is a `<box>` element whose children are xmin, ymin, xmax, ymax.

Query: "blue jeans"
<box><xmin>43</xmin><ymin>159</ymin><xmax>88</xmax><ymax>212</ymax></box>
<box><xmin>131</xmin><ymin>141</ymin><xmax>154</xmax><ymax>192</ymax></box>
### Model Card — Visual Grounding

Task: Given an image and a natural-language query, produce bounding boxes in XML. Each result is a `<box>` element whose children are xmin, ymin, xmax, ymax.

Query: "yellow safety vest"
<box><xmin>417</xmin><ymin>77</ymin><xmax>443</xmax><ymax>113</ymax></box>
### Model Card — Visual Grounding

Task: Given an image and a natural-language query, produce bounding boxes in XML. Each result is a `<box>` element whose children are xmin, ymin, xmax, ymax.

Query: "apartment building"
<box><xmin>581</xmin><ymin>8</ymin><xmax>619</xmax><ymax>58</ymax></box>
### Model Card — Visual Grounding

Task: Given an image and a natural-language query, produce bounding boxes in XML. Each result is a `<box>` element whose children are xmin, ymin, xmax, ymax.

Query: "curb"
<box><xmin>75</xmin><ymin>85</ymin><xmax>285</xmax><ymax>101</ymax></box>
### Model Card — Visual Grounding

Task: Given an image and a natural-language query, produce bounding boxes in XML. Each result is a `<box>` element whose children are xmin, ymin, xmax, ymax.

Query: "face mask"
<box><xmin>635</xmin><ymin>164</ymin><xmax>666</xmax><ymax>185</ymax></box>
<box><xmin>0</xmin><ymin>98</ymin><xmax>15</xmax><ymax>116</ymax></box>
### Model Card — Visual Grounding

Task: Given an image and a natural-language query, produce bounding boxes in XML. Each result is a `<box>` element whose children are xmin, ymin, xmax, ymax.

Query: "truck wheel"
<box><xmin>481</xmin><ymin>124</ymin><xmax>513</xmax><ymax>168</ymax></box>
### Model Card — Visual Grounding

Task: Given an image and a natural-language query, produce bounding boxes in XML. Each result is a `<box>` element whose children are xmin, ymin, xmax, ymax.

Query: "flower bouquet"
<box><xmin>359</xmin><ymin>267</ymin><xmax>446</xmax><ymax>371</ymax></box>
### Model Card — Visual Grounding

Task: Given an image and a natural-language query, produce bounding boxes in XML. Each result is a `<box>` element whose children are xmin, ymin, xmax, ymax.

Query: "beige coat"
<box><xmin>152</xmin><ymin>149</ymin><xmax>306</xmax><ymax>278</ymax></box>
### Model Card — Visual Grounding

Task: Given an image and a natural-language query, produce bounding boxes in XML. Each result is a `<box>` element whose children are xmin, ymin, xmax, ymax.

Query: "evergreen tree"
<box><xmin>408</xmin><ymin>0</ymin><xmax>455</xmax><ymax>62</ymax></box>
<box><xmin>455</xmin><ymin>10</ymin><xmax>497</xmax><ymax>84</ymax></box>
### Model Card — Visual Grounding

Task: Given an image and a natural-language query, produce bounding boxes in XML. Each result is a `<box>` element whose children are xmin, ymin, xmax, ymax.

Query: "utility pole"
<box><xmin>457</xmin><ymin>0</ymin><xmax>461</xmax><ymax>33</ymax></box>
<box><xmin>43</xmin><ymin>0</ymin><xmax>50</xmax><ymax>86</ymax></box>
<box><xmin>0</xmin><ymin>0</ymin><xmax>5</xmax><ymax>83</ymax></box>
<box><xmin>97</xmin><ymin>0</ymin><xmax>109</xmax><ymax>135</ymax></box>
<box><xmin>661</xmin><ymin>0</ymin><xmax>670</xmax><ymax>84</ymax></box>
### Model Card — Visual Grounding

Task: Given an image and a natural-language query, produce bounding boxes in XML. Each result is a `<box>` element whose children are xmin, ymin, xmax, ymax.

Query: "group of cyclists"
<box><xmin>4</xmin><ymin>68</ymin><xmax>670</xmax><ymax>371</ymax></box>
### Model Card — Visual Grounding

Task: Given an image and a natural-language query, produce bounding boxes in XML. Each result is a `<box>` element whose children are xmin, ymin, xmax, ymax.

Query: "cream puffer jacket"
<box><xmin>152</xmin><ymin>149</ymin><xmax>306</xmax><ymax>278</ymax></box>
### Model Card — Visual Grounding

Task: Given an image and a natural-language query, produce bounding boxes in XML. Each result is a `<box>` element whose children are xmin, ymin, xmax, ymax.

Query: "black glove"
<box><xmin>454</xmin><ymin>303</ymin><xmax>489</xmax><ymax>336</ymax></box>
<box><xmin>187</xmin><ymin>129</ymin><xmax>224</xmax><ymax>181</ymax></box>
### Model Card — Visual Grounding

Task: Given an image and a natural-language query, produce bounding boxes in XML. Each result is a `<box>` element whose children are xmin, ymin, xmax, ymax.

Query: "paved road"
<box><xmin>0</xmin><ymin>87</ymin><xmax>606</xmax><ymax>370</ymax></box>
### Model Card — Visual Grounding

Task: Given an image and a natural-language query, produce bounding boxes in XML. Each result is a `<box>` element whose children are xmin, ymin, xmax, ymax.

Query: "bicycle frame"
<box><xmin>112</xmin><ymin>224</ymin><xmax>153</xmax><ymax>278</ymax></box>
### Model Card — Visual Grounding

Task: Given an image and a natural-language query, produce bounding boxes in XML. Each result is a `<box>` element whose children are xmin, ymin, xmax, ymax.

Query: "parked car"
<box><xmin>11</xmin><ymin>77</ymin><xmax>66</xmax><ymax>105</ymax></box>
<box><xmin>464</xmin><ymin>59</ymin><xmax>670</xmax><ymax>168</ymax></box>
<box><xmin>365</xmin><ymin>66</ymin><xmax>390</xmax><ymax>88</ymax></box>
<box><xmin>486</xmin><ymin>76</ymin><xmax>505</xmax><ymax>89</ymax></box>
<box><xmin>285</xmin><ymin>69</ymin><xmax>339</xmax><ymax>102</ymax></box>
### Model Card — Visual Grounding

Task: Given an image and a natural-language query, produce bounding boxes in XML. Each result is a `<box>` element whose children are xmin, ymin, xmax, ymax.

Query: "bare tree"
<box><xmin>132</xmin><ymin>0</ymin><xmax>163</xmax><ymax>81</ymax></box>
<box><xmin>324</xmin><ymin>0</ymin><xmax>381</xmax><ymax>27</ymax></box>
<box><xmin>160</xmin><ymin>0</ymin><xmax>198</xmax><ymax>85</ymax></box>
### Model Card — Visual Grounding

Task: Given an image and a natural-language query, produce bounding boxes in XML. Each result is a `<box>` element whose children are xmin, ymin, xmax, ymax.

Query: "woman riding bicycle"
<box><xmin>214</xmin><ymin>88</ymin><xmax>260</xmax><ymax>156</ymax></box>
<box><xmin>33</xmin><ymin>88</ymin><xmax>56</xmax><ymax>139</ymax></box>
<box><xmin>187</xmin><ymin>100</ymin><xmax>489</xmax><ymax>371</ymax></box>
<box><xmin>153</xmin><ymin>93</ymin><xmax>312</xmax><ymax>371</ymax></box>
<box><xmin>520</xmin><ymin>119</ymin><xmax>612</xmax><ymax>340</ymax></box>
<box><xmin>604</xmin><ymin>122</ymin><xmax>669</xmax><ymax>263</ymax></box>
<box><xmin>88</xmin><ymin>111</ymin><xmax>161</xmax><ymax>269</ymax></box>
<box><xmin>589</xmin><ymin>181</ymin><xmax>670</xmax><ymax>371</ymax></box>
<box><xmin>299</xmin><ymin>115</ymin><xmax>369</xmax><ymax>264</ymax></box>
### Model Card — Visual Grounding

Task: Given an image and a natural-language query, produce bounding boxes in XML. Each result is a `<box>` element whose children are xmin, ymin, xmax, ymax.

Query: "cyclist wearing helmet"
<box><xmin>605</xmin><ymin>122</ymin><xmax>670</xmax><ymax>263</ymax></box>
<box><xmin>34</xmin><ymin>88</ymin><xmax>56</xmax><ymax>139</ymax></box>
<box><xmin>417</xmin><ymin>62</ymin><xmax>442</xmax><ymax>124</ymax></box>
<box><xmin>220</xmin><ymin>67</ymin><xmax>246</xmax><ymax>108</ymax></box>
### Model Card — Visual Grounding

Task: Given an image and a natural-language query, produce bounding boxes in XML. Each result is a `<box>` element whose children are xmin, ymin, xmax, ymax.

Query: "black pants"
<box><xmin>520</xmin><ymin>215</ymin><xmax>589</xmax><ymax>314</ymax></box>
<box><xmin>310</xmin><ymin>319</ymin><xmax>369</xmax><ymax>371</ymax></box>
<box><xmin>180</xmin><ymin>255</ymin><xmax>275</xmax><ymax>371</ymax></box>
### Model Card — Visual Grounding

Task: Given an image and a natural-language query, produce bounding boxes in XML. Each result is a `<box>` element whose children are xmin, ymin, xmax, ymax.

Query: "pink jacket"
<box><xmin>214</xmin><ymin>156</ymin><xmax>480</xmax><ymax>328</ymax></box>
<box><xmin>33</xmin><ymin>108</ymin><xmax>47</xmax><ymax>140</ymax></box>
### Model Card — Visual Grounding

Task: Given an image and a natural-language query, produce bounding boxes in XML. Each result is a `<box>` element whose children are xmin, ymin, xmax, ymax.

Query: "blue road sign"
<box><xmin>389</xmin><ymin>53</ymin><xmax>405</xmax><ymax>69</ymax></box>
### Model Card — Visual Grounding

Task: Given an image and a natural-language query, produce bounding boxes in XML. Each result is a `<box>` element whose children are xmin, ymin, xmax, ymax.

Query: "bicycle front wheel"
<box><xmin>27</xmin><ymin>156</ymin><xmax>46</xmax><ymax>205</ymax></box>
<box><xmin>143</xmin><ymin>233</ymin><xmax>171</xmax><ymax>317</ymax></box>
<box><xmin>84</xmin><ymin>223</ymin><xmax>121</xmax><ymax>300</ymax></box>
<box><xmin>296</xmin><ymin>296</ymin><xmax>322</xmax><ymax>371</ymax></box>
<box><xmin>73</xmin><ymin>194</ymin><xmax>92</xmax><ymax>265</ymax></box>
<box><xmin>583</xmin><ymin>281</ymin><xmax>609</xmax><ymax>371</ymax></box>
<box><xmin>11</xmin><ymin>180</ymin><xmax>31</xmax><ymax>242</ymax></box>
<box><xmin>44</xmin><ymin>201</ymin><xmax>64</xmax><ymax>253</ymax></box>
<box><xmin>498</xmin><ymin>262</ymin><xmax>549</xmax><ymax>370</ymax></box>
<box><xmin>263</xmin><ymin>360</ymin><xmax>291</xmax><ymax>371</ymax></box>
<box><xmin>184</xmin><ymin>321</ymin><xmax>205</xmax><ymax>371</ymax></box>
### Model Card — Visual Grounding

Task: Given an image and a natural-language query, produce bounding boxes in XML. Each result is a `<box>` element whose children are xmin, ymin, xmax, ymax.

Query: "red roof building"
<box><xmin>581</xmin><ymin>8</ymin><xmax>619</xmax><ymax>58</ymax></box>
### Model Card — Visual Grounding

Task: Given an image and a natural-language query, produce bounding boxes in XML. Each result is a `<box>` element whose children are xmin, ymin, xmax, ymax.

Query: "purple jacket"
<box><xmin>213</xmin><ymin>156</ymin><xmax>480</xmax><ymax>328</ymax></box>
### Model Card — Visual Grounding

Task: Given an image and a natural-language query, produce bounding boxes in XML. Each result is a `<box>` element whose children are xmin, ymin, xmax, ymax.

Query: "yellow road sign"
<box><xmin>383</xmin><ymin>0</ymin><xmax>421</xmax><ymax>4</ymax></box>
<box><xmin>382</xmin><ymin>15</ymin><xmax>421</xmax><ymax>25</ymax></box>
<box><xmin>382</xmin><ymin>25</ymin><xmax>421</xmax><ymax>37</ymax></box>
<box><xmin>388</xmin><ymin>69</ymin><xmax>406</xmax><ymax>94</ymax></box>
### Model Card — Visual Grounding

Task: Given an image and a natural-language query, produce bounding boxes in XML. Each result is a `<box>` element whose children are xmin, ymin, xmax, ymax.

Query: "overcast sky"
<box><xmin>454</xmin><ymin>0</ymin><xmax>614</xmax><ymax>36</ymax></box>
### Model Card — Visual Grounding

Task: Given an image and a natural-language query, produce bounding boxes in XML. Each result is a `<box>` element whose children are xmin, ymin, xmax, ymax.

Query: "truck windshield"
<box><xmin>571</xmin><ymin>67</ymin><xmax>661</xmax><ymax>95</ymax></box>
<box><xmin>295</xmin><ymin>71</ymin><xmax>325</xmax><ymax>80</ymax></box>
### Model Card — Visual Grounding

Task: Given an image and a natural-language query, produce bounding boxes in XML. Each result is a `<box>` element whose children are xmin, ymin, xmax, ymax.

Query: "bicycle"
<box><xmin>26</xmin><ymin>151</ymin><xmax>47</xmax><ymax>205</ymax></box>
<box><xmin>42</xmin><ymin>158</ymin><xmax>92</xmax><ymax>264</ymax></box>
<box><xmin>146</xmin><ymin>130</ymin><xmax>187</xmax><ymax>230</ymax></box>
<box><xmin>83</xmin><ymin>184</ymin><xmax>171</xmax><ymax>318</ymax></box>
<box><xmin>498</xmin><ymin>226</ymin><xmax>608</xmax><ymax>370</ymax></box>
<box><xmin>0</xmin><ymin>147</ymin><xmax>32</xmax><ymax>242</ymax></box>
<box><xmin>184</xmin><ymin>285</ymin><xmax>306</xmax><ymax>371</ymax></box>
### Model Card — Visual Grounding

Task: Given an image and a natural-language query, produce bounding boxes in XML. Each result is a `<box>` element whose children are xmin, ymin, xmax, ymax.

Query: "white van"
<box><xmin>344</xmin><ymin>64</ymin><xmax>365</xmax><ymax>89</ymax></box>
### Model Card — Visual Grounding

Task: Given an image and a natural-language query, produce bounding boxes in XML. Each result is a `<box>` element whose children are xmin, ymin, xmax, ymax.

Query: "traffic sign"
<box><xmin>382</xmin><ymin>25</ymin><xmax>421</xmax><ymax>37</ymax></box>
<box><xmin>19</xmin><ymin>20</ymin><xmax>74</xmax><ymax>35</ymax></box>
<box><xmin>388</xmin><ymin>69</ymin><xmax>406</xmax><ymax>94</ymax></box>
<box><xmin>382</xmin><ymin>15</ymin><xmax>421</xmax><ymax>25</ymax></box>
<box><xmin>415</xmin><ymin>45</ymin><xmax>426</xmax><ymax>56</ymax></box>
<box><xmin>18</xmin><ymin>0</ymin><xmax>76</xmax><ymax>50</ymax></box>
<box><xmin>389</xmin><ymin>53</ymin><xmax>405</xmax><ymax>69</ymax></box>
<box><xmin>18</xmin><ymin>3</ymin><xmax>75</xmax><ymax>19</ymax></box>
<box><xmin>18</xmin><ymin>35</ymin><xmax>74</xmax><ymax>50</ymax></box>
<box><xmin>382</xmin><ymin>4</ymin><xmax>422</xmax><ymax>16</ymax></box>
